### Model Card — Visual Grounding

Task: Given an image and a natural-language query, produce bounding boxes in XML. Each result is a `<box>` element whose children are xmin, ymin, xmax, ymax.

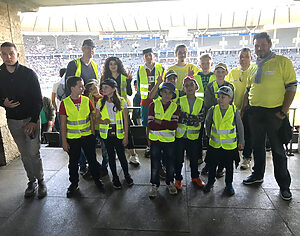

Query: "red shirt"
<box><xmin>59</xmin><ymin>96</ymin><xmax>94</xmax><ymax>116</ymax></box>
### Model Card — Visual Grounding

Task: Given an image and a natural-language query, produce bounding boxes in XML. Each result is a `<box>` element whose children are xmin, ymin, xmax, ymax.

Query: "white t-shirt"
<box><xmin>52</xmin><ymin>81</ymin><xmax>60</xmax><ymax>112</ymax></box>
<box><xmin>96</xmin><ymin>100</ymin><xmax>127</xmax><ymax>124</ymax></box>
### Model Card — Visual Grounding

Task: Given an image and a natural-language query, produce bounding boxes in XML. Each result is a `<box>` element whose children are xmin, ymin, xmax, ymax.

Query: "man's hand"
<box><xmin>122</xmin><ymin>137</ymin><xmax>128</xmax><ymax>147</ymax></box>
<box><xmin>62</xmin><ymin>140</ymin><xmax>70</xmax><ymax>152</ymax></box>
<box><xmin>238</xmin><ymin>143</ymin><xmax>244</xmax><ymax>151</ymax></box>
<box><xmin>24</xmin><ymin>122</ymin><xmax>37</xmax><ymax>135</ymax></box>
<box><xmin>3</xmin><ymin>98</ymin><xmax>20</xmax><ymax>108</ymax></box>
<box><xmin>275</xmin><ymin>111</ymin><xmax>286</xmax><ymax>120</ymax></box>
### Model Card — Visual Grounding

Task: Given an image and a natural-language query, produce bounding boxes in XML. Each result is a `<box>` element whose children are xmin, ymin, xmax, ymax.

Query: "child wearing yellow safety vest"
<box><xmin>174</xmin><ymin>76</ymin><xmax>206</xmax><ymax>190</ymax></box>
<box><xmin>95</xmin><ymin>79</ymin><xmax>133</xmax><ymax>189</ymax></box>
<box><xmin>148</xmin><ymin>82</ymin><xmax>180</xmax><ymax>199</ymax></box>
<box><xmin>59</xmin><ymin>76</ymin><xmax>104</xmax><ymax>198</ymax></box>
<box><xmin>203</xmin><ymin>86</ymin><xmax>244</xmax><ymax>196</ymax></box>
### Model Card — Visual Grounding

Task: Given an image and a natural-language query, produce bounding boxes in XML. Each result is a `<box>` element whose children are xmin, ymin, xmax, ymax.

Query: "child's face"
<box><xmin>102</xmin><ymin>84</ymin><xmax>115</xmax><ymax>96</ymax></box>
<box><xmin>214</xmin><ymin>68</ymin><xmax>228</xmax><ymax>81</ymax></box>
<box><xmin>134</xmin><ymin>84</ymin><xmax>138</xmax><ymax>91</ymax></box>
<box><xmin>89</xmin><ymin>83</ymin><xmax>100</xmax><ymax>97</ymax></box>
<box><xmin>183</xmin><ymin>80</ymin><xmax>197</xmax><ymax>95</ymax></box>
<box><xmin>143</xmin><ymin>52</ymin><xmax>154</xmax><ymax>64</ymax></box>
<box><xmin>217</xmin><ymin>93</ymin><xmax>232</xmax><ymax>106</ymax></box>
<box><xmin>71</xmin><ymin>80</ymin><xmax>85</xmax><ymax>96</ymax></box>
<box><xmin>166</xmin><ymin>75</ymin><xmax>177</xmax><ymax>86</ymax></box>
<box><xmin>160</xmin><ymin>88</ymin><xmax>173</xmax><ymax>103</ymax></box>
<box><xmin>109</xmin><ymin>60</ymin><xmax>118</xmax><ymax>73</ymax></box>
<box><xmin>200</xmin><ymin>57</ymin><xmax>212</xmax><ymax>72</ymax></box>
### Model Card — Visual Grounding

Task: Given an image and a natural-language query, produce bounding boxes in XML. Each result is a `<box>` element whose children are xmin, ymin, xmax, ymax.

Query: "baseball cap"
<box><xmin>182</xmin><ymin>76</ymin><xmax>199</xmax><ymax>90</ymax></box>
<box><xmin>158</xmin><ymin>82</ymin><xmax>176</xmax><ymax>99</ymax></box>
<box><xmin>214</xmin><ymin>62</ymin><xmax>228</xmax><ymax>71</ymax></box>
<box><xmin>142</xmin><ymin>48</ymin><xmax>153</xmax><ymax>54</ymax></box>
<box><xmin>101</xmin><ymin>78</ymin><xmax>118</xmax><ymax>88</ymax></box>
<box><xmin>82</xmin><ymin>39</ymin><xmax>95</xmax><ymax>48</ymax></box>
<box><xmin>217</xmin><ymin>86</ymin><xmax>233</xmax><ymax>98</ymax></box>
<box><xmin>165</xmin><ymin>70</ymin><xmax>178</xmax><ymax>79</ymax></box>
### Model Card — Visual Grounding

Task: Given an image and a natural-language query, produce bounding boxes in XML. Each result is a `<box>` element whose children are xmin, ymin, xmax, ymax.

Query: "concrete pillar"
<box><xmin>0</xmin><ymin>2</ymin><xmax>24</xmax><ymax>165</ymax></box>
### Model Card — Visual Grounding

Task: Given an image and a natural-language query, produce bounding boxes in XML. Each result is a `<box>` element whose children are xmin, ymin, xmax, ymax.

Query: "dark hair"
<box><xmin>133</xmin><ymin>80</ymin><xmax>137</xmax><ymax>86</ymax></box>
<box><xmin>100</xmin><ymin>57</ymin><xmax>128</xmax><ymax>84</ymax></box>
<box><xmin>99</xmin><ymin>89</ymin><xmax>122</xmax><ymax>112</ymax></box>
<box><xmin>1</xmin><ymin>42</ymin><xmax>17</xmax><ymax>50</ymax></box>
<box><xmin>175</xmin><ymin>44</ymin><xmax>187</xmax><ymax>54</ymax></box>
<box><xmin>240</xmin><ymin>48</ymin><xmax>251</xmax><ymax>53</ymax></box>
<box><xmin>66</xmin><ymin>76</ymin><xmax>82</xmax><ymax>90</ymax></box>
<box><xmin>253</xmin><ymin>32</ymin><xmax>271</xmax><ymax>43</ymax></box>
<box><xmin>59</xmin><ymin>68</ymin><xmax>66</xmax><ymax>77</ymax></box>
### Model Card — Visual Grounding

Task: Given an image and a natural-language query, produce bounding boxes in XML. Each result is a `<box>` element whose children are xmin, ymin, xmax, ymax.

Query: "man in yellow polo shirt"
<box><xmin>241</xmin><ymin>32</ymin><xmax>297</xmax><ymax>201</ymax></box>
<box><xmin>226</xmin><ymin>48</ymin><xmax>253</xmax><ymax>170</ymax></box>
<box><xmin>168</xmin><ymin>44</ymin><xmax>200</xmax><ymax>90</ymax></box>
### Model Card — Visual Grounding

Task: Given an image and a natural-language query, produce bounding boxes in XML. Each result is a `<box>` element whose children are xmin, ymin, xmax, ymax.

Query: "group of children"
<box><xmin>59</xmin><ymin>47</ymin><xmax>244</xmax><ymax>200</ymax></box>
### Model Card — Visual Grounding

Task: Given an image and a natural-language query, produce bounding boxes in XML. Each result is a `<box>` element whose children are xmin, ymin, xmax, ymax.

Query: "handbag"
<box><xmin>278</xmin><ymin>117</ymin><xmax>293</xmax><ymax>145</ymax></box>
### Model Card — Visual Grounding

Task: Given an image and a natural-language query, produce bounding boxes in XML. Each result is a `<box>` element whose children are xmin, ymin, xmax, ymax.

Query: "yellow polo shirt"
<box><xmin>168</xmin><ymin>63</ymin><xmax>200</xmax><ymax>90</ymax></box>
<box><xmin>226</xmin><ymin>66</ymin><xmax>251</xmax><ymax>111</ymax></box>
<box><xmin>247</xmin><ymin>55</ymin><xmax>296</xmax><ymax>108</ymax></box>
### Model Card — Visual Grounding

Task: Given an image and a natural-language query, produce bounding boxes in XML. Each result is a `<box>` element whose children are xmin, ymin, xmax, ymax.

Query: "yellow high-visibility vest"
<box><xmin>139</xmin><ymin>64</ymin><xmax>163</xmax><ymax>100</ymax></box>
<box><xmin>98</xmin><ymin>98</ymin><xmax>125</xmax><ymax>140</ymax></box>
<box><xmin>64</xmin><ymin>96</ymin><xmax>92</xmax><ymax>139</ymax></box>
<box><xmin>120</xmin><ymin>74</ymin><xmax>127</xmax><ymax>98</ymax></box>
<box><xmin>194</xmin><ymin>74</ymin><xmax>216</xmax><ymax>98</ymax></box>
<box><xmin>212</xmin><ymin>80</ymin><xmax>219</xmax><ymax>99</ymax></box>
<box><xmin>74</xmin><ymin>58</ymin><xmax>99</xmax><ymax>82</ymax></box>
<box><xmin>176</xmin><ymin>96</ymin><xmax>203</xmax><ymax>140</ymax></box>
<box><xmin>149</xmin><ymin>99</ymin><xmax>177</xmax><ymax>143</ymax></box>
<box><xmin>209</xmin><ymin>104</ymin><xmax>237</xmax><ymax>150</ymax></box>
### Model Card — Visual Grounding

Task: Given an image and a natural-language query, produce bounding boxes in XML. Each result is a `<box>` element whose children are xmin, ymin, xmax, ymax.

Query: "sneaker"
<box><xmin>129</xmin><ymin>154</ymin><xmax>140</xmax><ymax>166</ymax></box>
<box><xmin>149</xmin><ymin>185</ymin><xmax>158</xmax><ymax>199</ymax></box>
<box><xmin>112</xmin><ymin>178</ymin><xmax>122</xmax><ymax>189</ymax></box>
<box><xmin>144</xmin><ymin>147</ymin><xmax>151</xmax><ymax>158</ymax></box>
<box><xmin>24</xmin><ymin>181</ymin><xmax>37</xmax><ymax>198</ymax></box>
<box><xmin>224</xmin><ymin>183</ymin><xmax>235</xmax><ymax>196</ymax></box>
<box><xmin>198</xmin><ymin>158</ymin><xmax>204</xmax><ymax>165</ymax></box>
<box><xmin>167</xmin><ymin>183</ymin><xmax>178</xmax><ymax>195</ymax></box>
<box><xmin>79</xmin><ymin>165</ymin><xmax>88</xmax><ymax>175</ymax></box>
<box><xmin>192</xmin><ymin>178</ymin><xmax>205</xmax><ymax>188</ymax></box>
<box><xmin>203</xmin><ymin>183</ymin><xmax>214</xmax><ymax>193</ymax></box>
<box><xmin>280</xmin><ymin>189</ymin><xmax>292</xmax><ymax>201</ymax></box>
<box><xmin>240</xmin><ymin>158</ymin><xmax>251</xmax><ymax>170</ymax></box>
<box><xmin>125</xmin><ymin>176</ymin><xmax>134</xmax><ymax>186</ymax></box>
<box><xmin>174</xmin><ymin>180</ymin><xmax>183</xmax><ymax>190</ymax></box>
<box><xmin>66</xmin><ymin>184</ymin><xmax>79</xmax><ymax>198</ymax></box>
<box><xmin>243</xmin><ymin>174</ymin><xmax>264</xmax><ymax>185</ymax></box>
<box><xmin>94</xmin><ymin>179</ymin><xmax>105</xmax><ymax>192</ymax></box>
<box><xmin>159</xmin><ymin>166</ymin><xmax>166</xmax><ymax>180</ymax></box>
<box><xmin>201</xmin><ymin>165</ymin><xmax>209</xmax><ymax>175</ymax></box>
<box><xmin>37</xmin><ymin>180</ymin><xmax>47</xmax><ymax>199</ymax></box>
<box><xmin>216</xmin><ymin>169</ymin><xmax>225</xmax><ymax>178</ymax></box>
<box><xmin>82</xmin><ymin>169</ymin><xmax>93</xmax><ymax>180</ymax></box>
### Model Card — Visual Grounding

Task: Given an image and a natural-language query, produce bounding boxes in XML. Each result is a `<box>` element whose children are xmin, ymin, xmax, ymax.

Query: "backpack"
<box><xmin>56</xmin><ymin>74</ymin><xmax>66</xmax><ymax>101</ymax></box>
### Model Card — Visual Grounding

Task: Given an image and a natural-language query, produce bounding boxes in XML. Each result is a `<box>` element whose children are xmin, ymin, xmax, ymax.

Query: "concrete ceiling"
<box><xmin>1</xmin><ymin>0</ymin><xmax>171</xmax><ymax>12</ymax></box>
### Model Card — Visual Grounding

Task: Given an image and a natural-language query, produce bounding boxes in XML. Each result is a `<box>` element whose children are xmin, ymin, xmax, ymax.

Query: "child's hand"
<box><xmin>122</xmin><ymin>137</ymin><xmax>128</xmax><ymax>147</ymax></box>
<box><xmin>188</xmin><ymin>66</ymin><xmax>194</xmax><ymax>77</ymax></box>
<box><xmin>157</xmin><ymin>71</ymin><xmax>163</xmax><ymax>85</ymax></box>
<box><xmin>154</xmin><ymin>118</ymin><xmax>162</xmax><ymax>125</ymax></box>
<box><xmin>238</xmin><ymin>143</ymin><xmax>243</xmax><ymax>151</ymax></box>
<box><xmin>102</xmin><ymin>119</ymin><xmax>110</xmax><ymax>125</ymax></box>
<box><xmin>127</xmin><ymin>71</ymin><xmax>133</xmax><ymax>81</ymax></box>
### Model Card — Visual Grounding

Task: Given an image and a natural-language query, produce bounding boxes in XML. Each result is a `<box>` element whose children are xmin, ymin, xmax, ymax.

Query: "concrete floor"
<box><xmin>0</xmin><ymin>147</ymin><xmax>299</xmax><ymax>236</ymax></box>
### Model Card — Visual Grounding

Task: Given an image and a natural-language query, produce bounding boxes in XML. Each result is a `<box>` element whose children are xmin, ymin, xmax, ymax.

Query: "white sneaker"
<box><xmin>129</xmin><ymin>154</ymin><xmax>140</xmax><ymax>165</ymax></box>
<box><xmin>167</xmin><ymin>183</ymin><xmax>178</xmax><ymax>195</ymax></box>
<box><xmin>240</xmin><ymin>158</ymin><xmax>251</xmax><ymax>170</ymax></box>
<box><xmin>149</xmin><ymin>185</ymin><xmax>158</xmax><ymax>199</ymax></box>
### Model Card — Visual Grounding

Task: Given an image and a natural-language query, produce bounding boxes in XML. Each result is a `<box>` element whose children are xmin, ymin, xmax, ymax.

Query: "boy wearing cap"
<box><xmin>203</xmin><ymin>86</ymin><xmax>244</xmax><ymax>196</ymax></box>
<box><xmin>148</xmin><ymin>82</ymin><xmax>180</xmax><ymax>199</ymax></box>
<box><xmin>137</xmin><ymin>48</ymin><xmax>165</xmax><ymax>157</ymax></box>
<box><xmin>60</xmin><ymin>76</ymin><xmax>104</xmax><ymax>198</ymax></box>
<box><xmin>174</xmin><ymin>76</ymin><xmax>206</xmax><ymax>190</ymax></box>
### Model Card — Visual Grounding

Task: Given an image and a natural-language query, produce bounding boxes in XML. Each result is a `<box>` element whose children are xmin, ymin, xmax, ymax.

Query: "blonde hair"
<box><xmin>200</xmin><ymin>53</ymin><xmax>212</xmax><ymax>61</ymax></box>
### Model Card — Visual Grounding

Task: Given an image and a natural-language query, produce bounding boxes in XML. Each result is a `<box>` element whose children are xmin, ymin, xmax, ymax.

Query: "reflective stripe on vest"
<box><xmin>212</xmin><ymin>81</ymin><xmax>219</xmax><ymax>99</ymax></box>
<box><xmin>98</xmin><ymin>98</ymin><xmax>125</xmax><ymax>140</ymax></box>
<box><xmin>209</xmin><ymin>104</ymin><xmax>237</xmax><ymax>150</ymax></box>
<box><xmin>175</xmin><ymin>96</ymin><xmax>203</xmax><ymax>140</ymax></box>
<box><xmin>149</xmin><ymin>99</ymin><xmax>177</xmax><ymax>143</ymax></box>
<box><xmin>120</xmin><ymin>74</ymin><xmax>127</xmax><ymax>98</ymax></box>
<box><xmin>194</xmin><ymin>74</ymin><xmax>216</xmax><ymax>98</ymax></box>
<box><xmin>74</xmin><ymin>58</ymin><xmax>99</xmax><ymax>82</ymax></box>
<box><xmin>64</xmin><ymin>96</ymin><xmax>92</xmax><ymax>139</ymax></box>
<box><xmin>139</xmin><ymin>64</ymin><xmax>163</xmax><ymax>100</ymax></box>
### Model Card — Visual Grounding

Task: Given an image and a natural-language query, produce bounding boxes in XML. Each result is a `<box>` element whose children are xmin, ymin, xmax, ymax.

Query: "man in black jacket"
<box><xmin>0</xmin><ymin>42</ymin><xmax>47</xmax><ymax>199</ymax></box>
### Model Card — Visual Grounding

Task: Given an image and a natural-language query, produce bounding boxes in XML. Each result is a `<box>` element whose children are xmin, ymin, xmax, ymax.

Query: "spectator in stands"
<box><xmin>137</xmin><ymin>48</ymin><xmax>165</xmax><ymax>158</ymax></box>
<box><xmin>40</xmin><ymin>96</ymin><xmax>55</xmax><ymax>144</ymax></box>
<box><xmin>242</xmin><ymin>32</ymin><xmax>297</xmax><ymax>201</ymax></box>
<box><xmin>60</xmin><ymin>76</ymin><xmax>104</xmax><ymax>198</ymax></box>
<box><xmin>168</xmin><ymin>44</ymin><xmax>200</xmax><ymax>90</ymax></box>
<box><xmin>0</xmin><ymin>42</ymin><xmax>47</xmax><ymax>199</ymax></box>
<box><xmin>101</xmin><ymin>57</ymin><xmax>140</xmax><ymax>166</ymax></box>
<box><xmin>226</xmin><ymin>48</ymin><xmax>253</xmax><ymax>170</ymax></box>
<box><xmin>132</xmin><ymin>80</ymin><xmax>141</xmax><ymax>125</ymax></box>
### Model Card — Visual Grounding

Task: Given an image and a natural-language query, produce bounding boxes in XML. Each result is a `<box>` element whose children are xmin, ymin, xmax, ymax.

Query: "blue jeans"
<box><xmin>150</xmin><ymin>141</ymin><xmax>175</xmax><ymax>187</ymax></box>
<box><xmin>175</xmin><ymin>138</ymin><xmax>200</xmax><ymax>180</ymax></box>
<box><xmin>248</xmin><ymin>106</ymin><xmax>291</xmax><ymax>190</ymax></box>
